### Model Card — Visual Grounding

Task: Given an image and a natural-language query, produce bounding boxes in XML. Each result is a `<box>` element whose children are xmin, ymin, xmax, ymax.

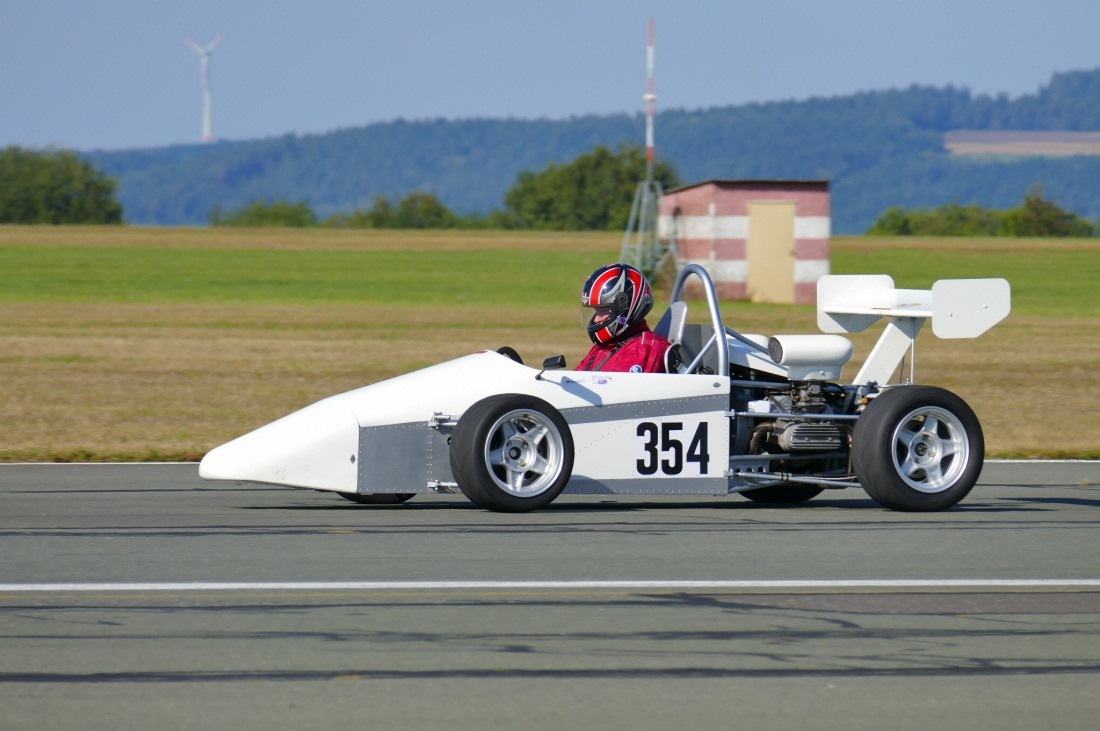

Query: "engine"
<box><xmin>748</xmin><ymin>381</ymin><xmax>852</xmax><ymax>454</ymax></box>
<box><xmin>776</xmin><ymin>421</ymin><xmax>844</xmax><ymax>452</ymax></box>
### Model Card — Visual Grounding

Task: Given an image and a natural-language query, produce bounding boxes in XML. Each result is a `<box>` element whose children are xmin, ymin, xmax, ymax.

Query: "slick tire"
<box><xmin>450</xmin><ymin>394</ymin><xmax>574</xmax><ymax>513</ymax></box>
<box><xmin>852</xmin><ymin>385</ymin><xmax>984</xmax><ymax>512</ymax></box>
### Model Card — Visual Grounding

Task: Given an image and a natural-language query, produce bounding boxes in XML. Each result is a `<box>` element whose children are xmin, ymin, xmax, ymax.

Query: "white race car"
<box><xmin>200</xmin><ymin>264</ymin><xmax>1010</xmax><ymax>512</ymax></box>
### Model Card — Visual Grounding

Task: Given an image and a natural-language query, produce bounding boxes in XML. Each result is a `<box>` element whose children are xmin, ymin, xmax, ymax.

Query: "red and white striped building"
<box><xmin>659</xmin><ymin>180</ymin><xmax>831</xmax><ymax>304</ymax></box>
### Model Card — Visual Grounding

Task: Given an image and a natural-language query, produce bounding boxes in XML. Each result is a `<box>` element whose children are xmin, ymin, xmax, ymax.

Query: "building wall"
<box><xmin>658</xmin><ymin>180</ymin><xmax>830</xmax><ymax>304</ymax></box>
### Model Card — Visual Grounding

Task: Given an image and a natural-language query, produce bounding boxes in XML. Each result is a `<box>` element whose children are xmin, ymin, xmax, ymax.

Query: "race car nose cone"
<box><xmin>199</xmin><ymin>396</ymin><xmax>360</xmax><ymax>492</ymax></box>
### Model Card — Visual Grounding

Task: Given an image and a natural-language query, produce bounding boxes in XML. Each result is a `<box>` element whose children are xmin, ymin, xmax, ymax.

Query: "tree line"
<box><xmin>867</xmin><ymin>186</ymin><xmax>1096</xmax><ymax>237</ymax></box>
<box><xmin>208</xmin><ymin>144</ymin><xmax>679</xmax><ymax>231</ymax></box>
<box><xmin>4</xmin><ymin>141</ymin><xmax>1098</xmax><ymax>238</ymax></box>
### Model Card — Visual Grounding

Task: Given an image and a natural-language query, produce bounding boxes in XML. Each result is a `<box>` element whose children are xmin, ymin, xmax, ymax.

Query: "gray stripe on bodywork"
<box><xmin>560</xmin><ymin>394</ymin><xmax>728</xmax><ymax>425</ymax></box>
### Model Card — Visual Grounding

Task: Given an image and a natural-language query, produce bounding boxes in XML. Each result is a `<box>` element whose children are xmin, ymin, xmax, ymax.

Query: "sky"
<box><xmin>4</xmin><ymin>0</ymin><xmax>1100</xmax><ymax>152</ymax></box>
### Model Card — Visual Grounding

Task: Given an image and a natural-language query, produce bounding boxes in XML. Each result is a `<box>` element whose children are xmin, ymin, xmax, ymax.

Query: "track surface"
<box><xmin>2</xmin><ymin>462</ymin><xmax>1099</xmax><ymax>730</ymax></box>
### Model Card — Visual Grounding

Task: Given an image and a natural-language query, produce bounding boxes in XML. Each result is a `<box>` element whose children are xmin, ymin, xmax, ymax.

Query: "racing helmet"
<box><xmin>580</xmin><ymin>263</ymin><xmax>654</xmax><ymax>345</ymax></box>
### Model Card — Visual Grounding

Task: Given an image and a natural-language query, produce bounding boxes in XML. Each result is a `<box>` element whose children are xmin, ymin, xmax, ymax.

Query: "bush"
<box><xmin>502</xmin><ymin>144</ymin><xmax>680</xmax><ymax>231</ymax></box>
<box><xmin>321</xmin><ymin>191</ymin><xmax>466</xmax><ymax>229</ymax></box>
<box><xmin>0</xmin><ymin>146</ymin><xmax>123</xmax><ymax>224</ymax></box>
<box><xmin>210</xmin><ymin>199</ymin><xmax>316</xmax><ymax>227</ymax></box>
<box><xmin>1000</xmin><ymin>186</ymin><xmax>1095</xmax><ymax>237</ymax></box>
<box><xmin>867</xmin><ymin>187</ymin><xmax>1095</xmax><ymax>237</ymax></box>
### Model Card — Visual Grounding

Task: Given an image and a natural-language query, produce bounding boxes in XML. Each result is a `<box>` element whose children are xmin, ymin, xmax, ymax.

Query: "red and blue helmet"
<box><xmin>580</xmin><ymin>263</ymin><xmax>654</xmax><ymax>345</ymax></box>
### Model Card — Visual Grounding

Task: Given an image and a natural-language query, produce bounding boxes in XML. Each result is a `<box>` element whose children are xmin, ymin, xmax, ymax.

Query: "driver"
<box><xmin>577</xmin><ymin>263</ymin><xmax>670</xmax><ymax>373</ymax></box>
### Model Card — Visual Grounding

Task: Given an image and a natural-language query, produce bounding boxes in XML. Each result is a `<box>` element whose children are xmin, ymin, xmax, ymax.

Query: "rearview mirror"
<box><xmin>536</xmin><ymin>355</ymin><xmax>567</xmax><ymax>381</ymax></box>
<box><xmin>542</xmin><ymin>355</ymin><xmax>566</xmax><ymax>370</ymax></box>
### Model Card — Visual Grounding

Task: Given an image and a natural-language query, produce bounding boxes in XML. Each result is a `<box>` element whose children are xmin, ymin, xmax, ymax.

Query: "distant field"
<box><xmin>945</xmin><ymin>130</ymin><xmax>1100</xmax><ymax>157</ymax></box>
<box><xmin>0</xmin><ymin>226</ymin><xmax>1097</xmax><ymax>460</ymax></box>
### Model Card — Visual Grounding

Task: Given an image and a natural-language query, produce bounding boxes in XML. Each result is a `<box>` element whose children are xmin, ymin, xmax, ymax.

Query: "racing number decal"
<box><xmin>636</xmin><ymin>420</ymin><xmax>709</xmax><ymax>477</ymax></box>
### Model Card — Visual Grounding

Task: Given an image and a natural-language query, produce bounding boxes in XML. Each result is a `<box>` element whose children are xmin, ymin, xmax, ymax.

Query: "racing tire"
<box><xmin>337</xmin><ymin>492</ymin><xmax>416</xmax><ymax>505</ymax></box>
<box><xmin>852</xmin><ymin>386</ymin><xmax>984</xmax><ymax>512</ymax></box>
<box><xmin>450</xmin><ymin>394</ymin><xmax>574</xmax><ymax>513</ymax></box>
<box><xmin>741</xmin><ymin>485</ymin><xmax>825</xmax><ymax>504</ymax></box>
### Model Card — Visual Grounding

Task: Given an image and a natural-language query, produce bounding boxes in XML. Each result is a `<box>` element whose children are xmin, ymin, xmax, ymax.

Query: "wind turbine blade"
<box><xmin>205</xmin><ymin>34</ymin><xmax>224</xmax><ymax>52</ymax></box>
<box><xmin>185</xmin><ymin>38</ymin><xmax>202</xmax><ymax>52</ymax></box>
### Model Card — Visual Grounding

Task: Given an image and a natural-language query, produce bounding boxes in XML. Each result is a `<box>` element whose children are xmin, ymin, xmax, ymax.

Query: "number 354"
<box><xmin>636</xmin><ymin>421</ymin><xmax>709</xmax><ymax>476</ymax></box>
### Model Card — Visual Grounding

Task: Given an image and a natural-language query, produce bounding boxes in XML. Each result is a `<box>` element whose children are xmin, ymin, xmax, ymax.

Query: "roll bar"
<box><xmin>668</xmin><ymin>264</ymin><xmax>730</xmax><ymax>378</ymax></box>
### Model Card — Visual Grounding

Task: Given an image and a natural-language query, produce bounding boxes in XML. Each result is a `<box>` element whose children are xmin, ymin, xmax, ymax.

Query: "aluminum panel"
<box><xmin>357</xmin><ymin>423</ymin><xmax>438</xmax><ymax>494</ymax></box>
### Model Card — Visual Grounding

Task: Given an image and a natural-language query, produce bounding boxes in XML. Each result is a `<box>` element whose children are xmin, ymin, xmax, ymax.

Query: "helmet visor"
<box><xmin>581</xmin><ymin>304</ymin><xmax>617</xmax><ymax>329</ymax></box>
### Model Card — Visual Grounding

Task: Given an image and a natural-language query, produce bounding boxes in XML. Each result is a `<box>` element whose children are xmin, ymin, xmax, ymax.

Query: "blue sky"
<box><xmin>4</xmin><ymin>0</ymin><xmax>1100</xmax><ymax>151</ymax></box>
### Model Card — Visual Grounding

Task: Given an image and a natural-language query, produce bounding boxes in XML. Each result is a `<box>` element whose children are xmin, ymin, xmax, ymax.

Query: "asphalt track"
<box><xmin>2</xmin><ymin>461</ymin><xmax>1099</xmax><ymax>731</ymax></box>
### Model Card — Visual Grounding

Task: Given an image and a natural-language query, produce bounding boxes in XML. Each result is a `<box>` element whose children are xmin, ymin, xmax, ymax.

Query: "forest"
<box><xmin>86</xmin><ymin>68</ymin><xmax>1100</xmax><ymax>233</ymax></box>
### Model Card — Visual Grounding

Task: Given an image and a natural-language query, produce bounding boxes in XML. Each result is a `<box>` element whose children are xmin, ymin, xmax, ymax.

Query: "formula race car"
<box><xmin>199</xmin><ymin>264</ymin><xmax>1011</xmax><ymax>512</ymax></box>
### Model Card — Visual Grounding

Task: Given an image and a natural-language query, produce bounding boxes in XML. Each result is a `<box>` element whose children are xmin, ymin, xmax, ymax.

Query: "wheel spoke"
<box><xmin>488</xmin><ymin>446</ymin><xmax>507</xmax><ymax>467</ymax></box>
<box><xmin>924</xmin><ymin>460</ymin><xmax>946</xmax><ymax>486</ymax></box>
<box><xmin>922</xmin><ymin>414</ymin><xmax>941</xmax><ymax>437</ymax></box>
<box><xmin>524</xmin><ymin>424</ymin><xmax>550</xmax><ymax>446</ymax></box>
<box><xmin>896</xmin><ymin>425</ymin><xmax>920</xmax><ymax>451</ymax></box>
<box><xmin>899</xmin><ymin>453</ymin><xmax>923</xmax><ymax>480</ymax></box>
<box><xmin>498</xmin><ymin>421</ymin><xmax>519</xmax><ymax>441</ymax></box>
<box><xmin>529</xmin><ymin>453</ymin><xmax>551</xmax><ymax>476</ymax></box>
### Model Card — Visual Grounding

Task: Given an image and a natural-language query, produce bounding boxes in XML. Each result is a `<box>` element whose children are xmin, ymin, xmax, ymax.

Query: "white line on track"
<box><xmin>2</xmin><ymin>459</ymin><xmax>1096</xmax><ymax>466</ymax></box>
<box><xmin>2</xmin><ymin>579</ymin><xmax>1099</xmax><ymax>592</ymax></box>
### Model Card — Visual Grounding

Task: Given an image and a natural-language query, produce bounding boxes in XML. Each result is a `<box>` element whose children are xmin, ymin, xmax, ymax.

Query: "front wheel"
<box><xmin>449</xmin><ymin>394</ymin><xmax>574</xmax><ymax>512</ymax></box>
<box><xmin>852</xmin><ymin>386</ymin><xmax>984</xmax><ymax>511</ymax></box>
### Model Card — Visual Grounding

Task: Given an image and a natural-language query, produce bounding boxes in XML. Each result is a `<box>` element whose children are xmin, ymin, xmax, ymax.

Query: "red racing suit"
<box><xmin>576</xmin><ymin>321</ymin><xmax>670</xmax><ymax>374</ymax></box>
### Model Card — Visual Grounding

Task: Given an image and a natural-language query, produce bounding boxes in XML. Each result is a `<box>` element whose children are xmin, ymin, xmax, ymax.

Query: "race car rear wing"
<box><xmin>817</xmin><ymin>275</ymin><xmax>1011</xmax><ymax>385</ymax></box>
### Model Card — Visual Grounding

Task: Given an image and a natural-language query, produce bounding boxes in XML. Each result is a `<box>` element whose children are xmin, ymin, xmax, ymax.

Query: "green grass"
<box><xmin>2</xmin><ymin>236</ymin><xmax>1095</xmax><ymax>318</ymax></box>
<box><xmin>0</xmin><ymin>245</ymin><xmax>613</xmax><ymax>307</ymax></box>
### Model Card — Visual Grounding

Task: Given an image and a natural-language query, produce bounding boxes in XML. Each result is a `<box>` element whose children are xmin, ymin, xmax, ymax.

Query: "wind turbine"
<box><xmin>185</xmin><ymin>35</ymin><xmax>223</xmax><ymax>143</ymax></box>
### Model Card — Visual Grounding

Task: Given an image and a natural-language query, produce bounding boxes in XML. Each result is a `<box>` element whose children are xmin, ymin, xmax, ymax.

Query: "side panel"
<box><xmin>357</xmin><ymin>423</ymin><xmax>452</xmax><ymax>494</ymax></box>
<box><xmin>563</xmin><ymin>393</ymin><xmax>730</xmax><ymax>495</ymax></box>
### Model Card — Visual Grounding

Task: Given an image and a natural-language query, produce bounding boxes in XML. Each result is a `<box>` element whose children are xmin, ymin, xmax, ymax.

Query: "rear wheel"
<box><xmin>853</xmin><ymin>386</ymin><xmax>983</xmax><ymax>511</ymax></box>
<box><xmin>337</xmin><ymin>492</ymin><xmax>415</xmax><ymax>505</ymax></box>
<box><xmin>450</xmin><ymin>394</ymin><xmax>574</xmax><ymax>513</ymax></box>
<box><xmin>741</xmin><ymin>436</ymin><xmax>825</xmax><ymax>504</ymax></box>
<box><xmin>741</xmin><ymin>484</ymin><xmax>824</xmax><ymax>504</ymax></box>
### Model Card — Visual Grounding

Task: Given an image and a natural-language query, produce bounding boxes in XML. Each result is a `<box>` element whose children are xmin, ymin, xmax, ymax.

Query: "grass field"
<box><xmin>1</xmin><ymin>226</ymin><xmax>1097</xmax><ymax>461</ymax></box>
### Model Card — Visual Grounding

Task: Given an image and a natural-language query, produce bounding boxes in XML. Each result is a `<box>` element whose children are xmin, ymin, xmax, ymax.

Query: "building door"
<box><xmin>746</xmin><ymin>201</ymin><xmax>796</xmax><ymax>304</ymax></box>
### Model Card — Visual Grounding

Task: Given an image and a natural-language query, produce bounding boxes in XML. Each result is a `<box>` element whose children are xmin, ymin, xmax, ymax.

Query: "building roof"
<box><xmin>666</xmin><ymin>179</ymin><xmax>830</xmax><ymax>194</ymax></box>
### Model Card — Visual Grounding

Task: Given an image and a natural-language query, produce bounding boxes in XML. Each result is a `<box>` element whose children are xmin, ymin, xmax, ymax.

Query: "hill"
<box><xmin>87</xmin><ymin>68</ymin><xmax>1100</xmax><ymax>233</ymax></box>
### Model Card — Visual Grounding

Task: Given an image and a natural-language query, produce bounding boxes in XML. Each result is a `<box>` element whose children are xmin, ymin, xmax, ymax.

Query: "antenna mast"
<box><xmin>186</xmin><ymin>35</ymin><xmax>223</xmax><ymax>143</ymax></box>
<box><xmin>621</xmin><ymin>18</ymin><xmax>675</xmax><ymax>278</ymax></box>
<box><xmin>645</xmin><ymin>17</ymin><xmax>656</xmax><ymax>182</ymax></box>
